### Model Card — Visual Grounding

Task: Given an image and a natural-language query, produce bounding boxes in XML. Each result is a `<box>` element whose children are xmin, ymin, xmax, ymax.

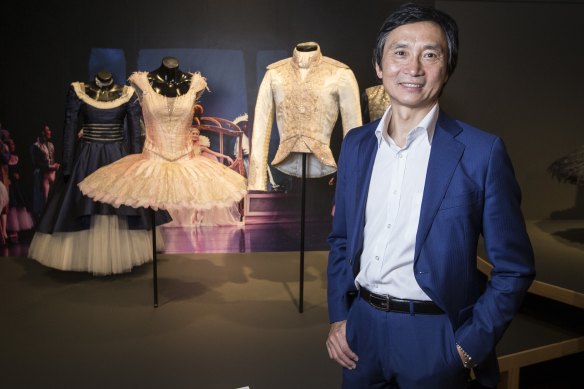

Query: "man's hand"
<box><xmin>326</xmin><ymin>320</ymin><xmax>358</xmax><ymax>369</ymax></box>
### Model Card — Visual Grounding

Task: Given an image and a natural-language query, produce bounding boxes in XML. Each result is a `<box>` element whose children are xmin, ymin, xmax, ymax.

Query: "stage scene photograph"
<box><xmin>0</xmin><ymin>1</ymin><xmax>582</xmax><ymax>388</ymax></box>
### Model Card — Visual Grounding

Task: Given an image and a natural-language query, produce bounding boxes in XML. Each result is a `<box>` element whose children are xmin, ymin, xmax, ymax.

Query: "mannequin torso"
<box><xmin>147</xmin><ymin>56</ymin><xmax>192</xmax><ymax>97</ymax></box>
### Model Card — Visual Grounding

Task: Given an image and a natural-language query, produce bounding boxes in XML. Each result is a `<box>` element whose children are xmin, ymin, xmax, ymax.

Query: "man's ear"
<box><xmin>375</xmin><ymin>63</ymin><xmax>383</xmax><ymax>80</ymax></box>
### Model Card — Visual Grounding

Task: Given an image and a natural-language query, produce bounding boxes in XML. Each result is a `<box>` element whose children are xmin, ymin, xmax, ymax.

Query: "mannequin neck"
<box><xmin>85</xmin><ymin>73</ymin><xmax>123</xmax><ymax>102</ymax></box>
<box><xmin>296</xmin><ymin>43</ymin><xmax>318</xmax><ymax>52</ymax></box>
<box><xmin>293</xmin><ymin>42</ymin><xmax>322</xmax><ymax>69</ymax></box>
<box><xmin>148</xmin><ymin>58</ymin><xmax>192</xmax><ymax>97</ymax></box>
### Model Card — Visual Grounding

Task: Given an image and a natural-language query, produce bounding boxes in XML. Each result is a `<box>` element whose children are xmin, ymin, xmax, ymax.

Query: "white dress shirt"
<box><xmin>355</xmin><ymin>104</ymin><xmax>439</xmax><ymax>300</ymax></box>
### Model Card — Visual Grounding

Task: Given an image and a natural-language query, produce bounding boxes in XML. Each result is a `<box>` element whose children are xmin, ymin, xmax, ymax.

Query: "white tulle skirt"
<box><xmin>28</xmin><ymin>215</ymin><xmax>164</xmax><ymax>276</ymax></box>
<box><xmin>78</xmin><ymin>151</ymin><xmax>247</xmax><ymax>211</ymax></box>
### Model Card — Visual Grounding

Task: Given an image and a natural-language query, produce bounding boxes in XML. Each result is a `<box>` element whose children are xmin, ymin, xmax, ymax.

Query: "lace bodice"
<box><xmin>129</xmin><ymin>72</ymin><xmax>207</xmax><ymax>161</ymax></box>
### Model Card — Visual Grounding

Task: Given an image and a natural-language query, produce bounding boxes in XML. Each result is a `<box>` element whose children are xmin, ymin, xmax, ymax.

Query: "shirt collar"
<box><xmin>292</xmin><ymin>42</ymin><xmax>322</xmax><ymax>69</ymax></box>
<box><xmin>374</xmin><ymin>103</ymin><xmax>439</xmax><ymax>148</ymax></box>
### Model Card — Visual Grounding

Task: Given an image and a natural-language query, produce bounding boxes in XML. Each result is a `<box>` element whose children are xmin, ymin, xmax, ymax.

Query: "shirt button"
<box><xmin>375</xmin><ymin>256</ymin><xmax>380</xmax><ymax>260</ymax></box>
<box><xmin>387</xmin><ymin>224</ymin><xmax>392</xmax><ymax>229</ymax></box>
<box><xmin>393</xmin><ymin>190</ymin><xmax>398</xmax><ymax>195</ymax></box>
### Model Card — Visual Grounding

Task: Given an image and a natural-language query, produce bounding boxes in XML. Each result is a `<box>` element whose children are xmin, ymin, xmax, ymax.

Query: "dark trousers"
<box><xmin>342</xmin><ymin>297</ymin><xmax>470</xmax><ymax>389</ymax></box>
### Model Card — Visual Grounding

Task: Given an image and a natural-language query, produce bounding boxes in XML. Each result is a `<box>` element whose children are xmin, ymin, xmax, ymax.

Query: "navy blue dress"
<box><xmin>36</xmin><ymin>82</ymin><xmax>170</xmax><ymax>233</ymax></box>
<box><xmin>29</xmin><ymin>82</ymin><xmax>170</xmax><ymax>275</ymax></box>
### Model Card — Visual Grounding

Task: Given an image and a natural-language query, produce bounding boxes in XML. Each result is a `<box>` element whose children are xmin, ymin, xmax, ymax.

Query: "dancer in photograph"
<box><xmin>31</xmin><ymin>125</ymin><xmax>60</xmax><ymax>219</ymax></box>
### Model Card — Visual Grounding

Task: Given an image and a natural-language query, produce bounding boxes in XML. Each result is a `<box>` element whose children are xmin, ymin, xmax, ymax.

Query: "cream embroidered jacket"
<box><xmin>248</xmin><ymin>42</ymin><xmax>362</xmax><ymax>191</ymax></box>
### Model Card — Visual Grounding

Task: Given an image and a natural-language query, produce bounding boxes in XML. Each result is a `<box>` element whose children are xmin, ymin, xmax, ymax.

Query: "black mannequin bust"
<box><xmin>147</xmin><ymin>56</ymin><xmax>192</xmax><ymax>97</ymax></box>
<box><xmin>85</xmin><ymin>70</ymin><xmax>124</xmax><ymax>102</ymax></box>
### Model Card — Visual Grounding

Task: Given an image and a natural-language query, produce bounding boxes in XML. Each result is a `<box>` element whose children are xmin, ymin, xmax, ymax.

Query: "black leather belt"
<box><xmin>359</xmin><ymin>287</ymin><xmax>444</xmax><ymax>314</ymax></box>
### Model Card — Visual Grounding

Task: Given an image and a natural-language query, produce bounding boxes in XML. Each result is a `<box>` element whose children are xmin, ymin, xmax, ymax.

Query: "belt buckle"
<box><xmin>369</xmin><ymin>293</ymin><xmax>390</xmax><ymax>311</ymax></box>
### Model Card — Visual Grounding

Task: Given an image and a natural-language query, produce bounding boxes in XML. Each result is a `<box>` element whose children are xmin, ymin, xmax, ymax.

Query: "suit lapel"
<box><xmin>350</xmin><ymin>125</ymin><xmax>378</xmax><ymax>270</ymax></box>
<box><xmin>415</xmin><ymin>113</ymin><xmax>465</xmax><ymax>262</ymax></box>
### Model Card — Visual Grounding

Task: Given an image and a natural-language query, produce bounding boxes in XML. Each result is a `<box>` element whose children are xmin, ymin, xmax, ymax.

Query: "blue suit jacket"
<box><xmin>327</xmin><ymin>111</ymin><xmax>535</xmax><ymax>386</ymax></box>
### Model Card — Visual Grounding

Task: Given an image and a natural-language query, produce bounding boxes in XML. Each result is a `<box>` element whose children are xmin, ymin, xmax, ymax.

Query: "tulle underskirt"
<box><xmin>28</xmin><ymin>215</ymin><xmax>164</xmax><ymax>275</ymax></box>
<box><xmin>78</xmin><ymin>152</ymin><xmax>247</xmax><ymax>211</ymax></box>
<box><xmin>166</xmin><ymin>204</ymin><xmax>243</xmax><ymax>227</ymax></box>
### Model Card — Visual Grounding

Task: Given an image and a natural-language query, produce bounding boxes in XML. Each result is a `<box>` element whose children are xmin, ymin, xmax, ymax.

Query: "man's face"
<box><xmin>376</xmin><ymin>21</ymin><xmax>449</xmax><ymax>112</ymax></box>
<box><xmin>43</xmin><ymin>126</ymin><xmax>51</xmax><ymax>140</ymax></box>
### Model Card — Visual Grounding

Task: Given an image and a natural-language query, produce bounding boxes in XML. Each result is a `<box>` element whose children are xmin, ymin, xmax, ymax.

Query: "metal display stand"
<box><xmin>298</xmin><ymin>153</ymin><xmax>307</xmax><ymax>313</ymax></box>
<box><xmin>151</xmin><ymin>209</ymin><xmax>158</xmax><ymax>308</ymax></box>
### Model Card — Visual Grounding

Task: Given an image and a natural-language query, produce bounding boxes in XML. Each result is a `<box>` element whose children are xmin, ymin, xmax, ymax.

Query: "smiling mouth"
<box><xmin>400</xmin><ymin>83</ymin><xmax>423</xmax><ymax>88</ymax></box>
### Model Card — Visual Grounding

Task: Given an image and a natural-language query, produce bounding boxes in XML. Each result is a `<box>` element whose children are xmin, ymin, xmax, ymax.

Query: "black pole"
<box><xmin>151</xmin><ymin>208</ymin><xmax>158</xmax><ymax>308</ymax></box>
<box><xmin>299</xmin><ymin>153</ymin><xmax>307</xmax><ymax>313</ymax></box>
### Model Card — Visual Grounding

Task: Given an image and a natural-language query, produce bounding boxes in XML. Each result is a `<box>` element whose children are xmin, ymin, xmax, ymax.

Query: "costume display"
<box><xmin>79</xmin><ymin>61</ymin><xmax>247</xmax><ymax>214</ymax></box>
<box><xmin>361</xmin><ymin>84</ymin><xmax>390</xmax><ymax>124</ymax></box>
<box><xmin>549</xmin><ymin>145</ymin><xmax>584</xmax><ymax>186</ymax></box>
<box><xmin>248</xmin><ymin>42</ymin><xmax>362</xmax><ymax>191</ymax></box>
<box><xmin>28</xmin><ymin>72</ymin><xmax>169</xmax><ymax>275</ymax></box>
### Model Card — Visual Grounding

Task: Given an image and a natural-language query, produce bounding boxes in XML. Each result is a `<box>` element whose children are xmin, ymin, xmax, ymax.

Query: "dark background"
<box><xmin>1</xmin><ymin>0</ymin><xmax>583</xmax><ymax>221</ymax></box>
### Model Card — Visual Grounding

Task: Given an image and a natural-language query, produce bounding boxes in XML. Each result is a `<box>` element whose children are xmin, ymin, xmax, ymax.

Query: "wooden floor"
<box><xmin>1</xmin><ymin>251</ymin><xmax>340</xmax><ymax>389</ymax></box>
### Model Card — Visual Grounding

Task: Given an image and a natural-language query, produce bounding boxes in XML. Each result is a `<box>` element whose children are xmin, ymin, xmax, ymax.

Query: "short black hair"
<box><xmin>373</xmin><ymin>2</ymin><xmax>459</xmax><ymax>77</ymax></box>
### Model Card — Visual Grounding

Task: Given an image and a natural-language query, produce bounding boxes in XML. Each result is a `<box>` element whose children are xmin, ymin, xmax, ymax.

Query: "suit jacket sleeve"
<box><xmin>327</xmin><ymin>133</ymin><xmax>359</xmax><ymax>323</ymax></box>
<box><xmin>455</xmin><ymin>137</ymin><xmax>535</xmax><ymax>365</ymax></box>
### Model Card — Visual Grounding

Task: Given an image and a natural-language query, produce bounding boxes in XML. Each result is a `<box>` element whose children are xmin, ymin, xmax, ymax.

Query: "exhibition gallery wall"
<box><xmin>0</xmin><ymin>0</ymin><xmax>583</xmax><ymax>222</ymax></box>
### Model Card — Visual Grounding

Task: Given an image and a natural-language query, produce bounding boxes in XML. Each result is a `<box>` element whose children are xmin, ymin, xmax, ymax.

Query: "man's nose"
<box><xmin>404</xmin><ymin>56</ymin><xmax>423</xmax><ymax>75</ymax></box>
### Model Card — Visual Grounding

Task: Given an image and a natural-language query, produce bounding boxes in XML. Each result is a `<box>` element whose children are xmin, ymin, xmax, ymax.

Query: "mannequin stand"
<box><xmin>151</xmin><ymin>208</ymin><xmax>158</xmax><ymax>308</ymax></box>
<box><xmin>299</xmin><ymin>153</ymin><xmax>307</xmax><ymax>313</ymax></box>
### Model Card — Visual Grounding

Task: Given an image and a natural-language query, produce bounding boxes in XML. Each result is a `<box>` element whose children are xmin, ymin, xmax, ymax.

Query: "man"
<box><xmin>31</xmin><ymin>125</ymin><xmax>60</xmax><ymax>218</ymax></box>
<box><xmin>326</xmin><ymin>3</ymin><xmax>535</xmax><ymax>389</ymax></box>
